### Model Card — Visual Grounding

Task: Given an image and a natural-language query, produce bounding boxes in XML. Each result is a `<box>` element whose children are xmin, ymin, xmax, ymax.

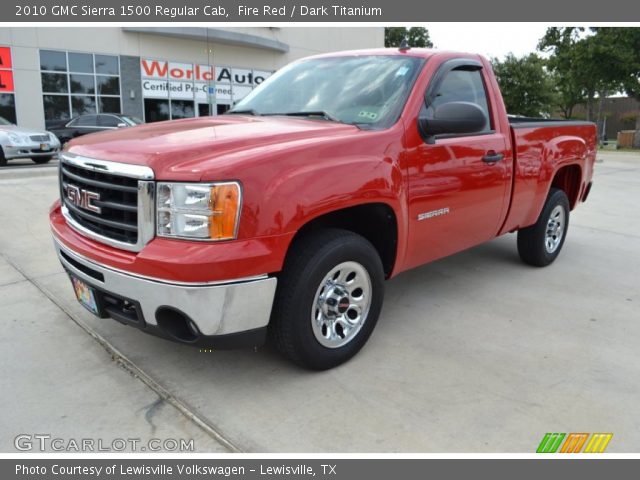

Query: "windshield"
<box><xmin>0</xmin><ymin>117</ymin><xmax>12</xmax><ymax>126</ymax></box>
<box><xmin>121</xmin><ymin>115</ymin><xmax>143</xmax><ymax>126</ymax></box>
<box><xmin>230</xmin><ymin>55</ymin><xmax>424</xmax><ymax>129</ymax></box>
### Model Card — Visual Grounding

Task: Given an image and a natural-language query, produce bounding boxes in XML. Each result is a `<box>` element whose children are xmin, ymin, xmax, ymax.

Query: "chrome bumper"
<box><xmin>54</xmin><ymin>239</ymin><xmax>277</xmax><ymax>337</ymax></box>
<box><xmin>4</xmin><ymin>144</ymin><xmax>60</xmax><ymax>159</ymax></box>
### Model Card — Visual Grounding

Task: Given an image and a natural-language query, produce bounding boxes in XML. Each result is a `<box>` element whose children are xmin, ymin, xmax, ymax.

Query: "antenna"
<box><xmin>399</xmin><ymin>37</ymin><xmax>410</xmax><ymax>51</ymax></box>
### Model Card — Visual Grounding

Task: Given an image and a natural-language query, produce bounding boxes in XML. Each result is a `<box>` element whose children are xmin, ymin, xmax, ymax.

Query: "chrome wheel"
<box><xmin>312</xmin><ymin>261</ymin><xmax>372</xmax><ymax>349</ymax></box>
<box><xmin>545</xmin><ymin>205</ymin><xmax>565</xmax><ymax>253</ymax></box>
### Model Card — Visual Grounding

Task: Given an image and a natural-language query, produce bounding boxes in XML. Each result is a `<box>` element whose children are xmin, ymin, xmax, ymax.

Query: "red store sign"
<box><xmin>0</xmin><ymin>46</ymin><xmax>14</xmax><ymax>93</ymax></box>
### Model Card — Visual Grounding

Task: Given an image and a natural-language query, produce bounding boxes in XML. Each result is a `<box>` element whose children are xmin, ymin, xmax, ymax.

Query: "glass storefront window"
<box><xmin>68</xmin><ymin>53</ymin><xmax>93</xmax><ymax>74</ymax></box>
<box><xmin>0</xmin><ymin>93</ymin><xmax>16</xmax><ymax>124</ymax></box>
<box><xmin>95</xmin><ymin>55</ymin><xmax>119</xmax><ymax>75</ymax></box>
<box><xmin>170</xmin><ymin>100</ymin><xmax>195</xmax><ymax>119</ymax></box>
<box><xmin>39</xmin><ymin>50</ymin><xmax>67</xmax><ymax>72</ymax></box>
<box><xmin>144</xmin><ymin>99</ymin><xmax>170</xmax><ymax>123</ymax></box>
<box><xmin>41</xmin><ymin>73</ymin><xmax>68</xmax><ymax>93</ymax></box>
<box><xmin>69</xmin><ymin>74</ymin><xmax>95</xmax><ymax>94</ymax></box>
<box><xmin>96</xmin><ymin>76</ymin><xmax>119</xmax><ymax>95</ymax></box>
<box><xmin>217</xmin><ymin>104</ymin><xmax>231</xmax><ymax>115</ymax></box>
<box><xmin>43</xmin><ymin>95</ymin><xmax>70</xmax><ymax>122</ymax></box>
<box><xmin>71</xmin><ymin>96</ymin><xmax>96</xmax><ymax>117</ymax></box>
<box><xmin>41</xmin><ymin>50</ymin><xmax>121</xmax><ymax>123</ymax></box>
<box><xmin>99</xmin><ymin>97</ymin><xmax>121</xmax><ymax>114</ymax></box>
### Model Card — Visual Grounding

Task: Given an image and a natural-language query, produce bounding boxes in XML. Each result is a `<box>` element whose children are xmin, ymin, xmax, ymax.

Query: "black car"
<box><xmin>48</xmin><ymin>113</ymin><xmax>143</xmax><ymax>143</ymax></box>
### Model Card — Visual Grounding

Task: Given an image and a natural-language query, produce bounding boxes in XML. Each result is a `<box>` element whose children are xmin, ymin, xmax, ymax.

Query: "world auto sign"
<box><xmin>140</xmin><ymin>59</ymin><xmax>272</xmax><ymax>103</ymax></box>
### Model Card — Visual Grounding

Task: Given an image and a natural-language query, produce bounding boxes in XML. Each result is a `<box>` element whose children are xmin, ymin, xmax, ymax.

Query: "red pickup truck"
<box><xmin>50</xmin><ymin>48</ymin><xmax>596</xmax><ymax>369</ymax></box>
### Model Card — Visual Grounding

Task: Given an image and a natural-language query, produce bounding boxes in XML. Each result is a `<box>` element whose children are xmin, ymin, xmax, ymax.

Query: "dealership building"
<box><xmin>0</xmin><ymin>27</ymin><xmax>383</xmax><ymax>129</ymax></box>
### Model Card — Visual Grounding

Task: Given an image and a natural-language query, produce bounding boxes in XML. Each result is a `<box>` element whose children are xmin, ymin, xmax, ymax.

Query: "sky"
<box><xmin>425</xmin><ymin>24</ymin><xmax>550</xmax><ymax>60</ymax></box>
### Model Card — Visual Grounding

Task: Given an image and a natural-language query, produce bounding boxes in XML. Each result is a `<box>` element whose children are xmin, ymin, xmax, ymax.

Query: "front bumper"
<box><xmin>4</xmin><ymin>143</ymin><xmax>60</xmax><ymax>159</ymax></box>
<box><xmin>54</xmin><ymin>238</ymin><xmax>278</xmax><ymax>348</ymax></box>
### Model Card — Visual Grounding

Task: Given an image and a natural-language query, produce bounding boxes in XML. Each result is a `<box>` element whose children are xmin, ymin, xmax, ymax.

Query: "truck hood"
<box><xmin>67</xmin><ymin>115</ymin><xmax>359</xmax><ymax>180</ymax></box>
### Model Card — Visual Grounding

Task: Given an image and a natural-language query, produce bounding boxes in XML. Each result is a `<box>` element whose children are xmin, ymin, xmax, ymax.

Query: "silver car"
<box><xmin>0</xmin><ymin>117</ymin><xmax>61</xmax><ymax>166</ymax></box>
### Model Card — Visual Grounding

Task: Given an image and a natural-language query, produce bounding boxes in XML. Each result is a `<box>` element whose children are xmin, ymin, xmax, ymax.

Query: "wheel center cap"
<box><xmin>321</xmin><ymin>286</ymin><xmax>349</xmax><ymax>318</ymax></box>
<box><xmin>337</xmin><ymin>297</ymin><xmax>350</xmax><ymax>313</ymax></box>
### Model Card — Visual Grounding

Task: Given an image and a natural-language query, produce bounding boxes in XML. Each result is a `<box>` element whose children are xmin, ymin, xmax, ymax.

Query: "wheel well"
<box><xmin>551</xmin><ymin>164</ymin><xmax>582</xmax><ymax>209</ymax></box>
<box><xmin>291</xmin><ymin>203</ymin><xmax>398</xmax><ymax>278</ymax></box>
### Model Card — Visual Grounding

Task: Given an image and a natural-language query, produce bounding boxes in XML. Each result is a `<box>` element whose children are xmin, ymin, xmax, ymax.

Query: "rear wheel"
<box><xmin>0</xmin><ymin>148</ymin><xmax>6</xmax><ymax>167</ymax></box>
<box><xmin>32</xmin><ymin>156</ymin><xmax>53</xmax><ymax>164</ymax></box>
<box><xmin>270</xmin><ymin>229</ymin><xmax>385</xmax><ymax>370</ymax></box>
<box><xmin>517</xmin><ymin>188</ymin><xmax>570</xmax><ymax>267</ymax></box>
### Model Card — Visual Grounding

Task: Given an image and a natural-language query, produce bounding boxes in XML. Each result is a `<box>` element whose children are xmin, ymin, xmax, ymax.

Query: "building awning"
<box><xmin>122</xmin><ymin>27</ymin><xmax>290</xmax><ymax>53</ymax></box>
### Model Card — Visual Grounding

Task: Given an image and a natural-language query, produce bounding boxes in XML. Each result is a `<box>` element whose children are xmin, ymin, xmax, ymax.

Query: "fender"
<box><xmin>500</xmin><ymin>128</ymin><xmax>591</xmax><ymax>234</ymax></box>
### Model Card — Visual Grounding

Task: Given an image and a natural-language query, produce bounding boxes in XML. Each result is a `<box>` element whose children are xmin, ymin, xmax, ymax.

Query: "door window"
<box><xmin>424</xmin><ymin>68</ymin><xmax>491</xmax><ymax>133</ymax></box>
<box><xmin>68</xmin><ymin>115</ymin><xmax>98</xmax><ymax>127</ymax></box>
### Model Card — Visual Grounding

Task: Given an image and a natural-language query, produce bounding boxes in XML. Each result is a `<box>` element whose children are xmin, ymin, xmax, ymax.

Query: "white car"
<box><xmin>0</xmin><ymin>117</ymin><xmax>61</xmax><ymax>166</ymax></box>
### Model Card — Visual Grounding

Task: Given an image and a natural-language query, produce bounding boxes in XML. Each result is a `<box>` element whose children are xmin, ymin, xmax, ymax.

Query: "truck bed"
<box><xmin>499</xmin><ymin>118</ymin><xmax>598</xmax><ymax>235</ymax></box>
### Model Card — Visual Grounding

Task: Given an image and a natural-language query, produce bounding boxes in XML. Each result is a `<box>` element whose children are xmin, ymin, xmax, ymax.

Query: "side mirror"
<box><xmin>418</xmin><ymin>101</ymin><xmax>487</xmax><ymax>141</ymax></box>
<box><xmin>116</xmin><ymin>122</ymin><xmax>127</xmax><ymax>128</ymax></box>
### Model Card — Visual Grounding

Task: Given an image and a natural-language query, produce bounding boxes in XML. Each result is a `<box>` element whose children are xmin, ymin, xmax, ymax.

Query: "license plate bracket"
<box><xmin>69</xmin><ymin>275</ymin><xmax>102</xmax><ymax>316</ymax></box>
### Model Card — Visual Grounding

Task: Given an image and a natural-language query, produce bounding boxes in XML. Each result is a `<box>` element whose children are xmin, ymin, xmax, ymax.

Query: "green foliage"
<box><xmin>492</xmin><ymin>54</ymin><xmax>555</xmax><ymax>117</ymax></box>
<box><xmin>384</xmin><ymin>27</ymin><xmax>433</xmax><ymax>48</ymax></box>
<box><xmin>538</xmin><ymin>27</ymin><xmax>640</xmax><ymax>121</ymax></box>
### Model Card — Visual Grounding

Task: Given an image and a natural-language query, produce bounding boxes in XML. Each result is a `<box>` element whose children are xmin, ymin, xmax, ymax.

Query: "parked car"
<box><xmin>48</xmin><ymin>113</ymin><xmax>143</xmax><ymax>144</ymax></box>
<box><xmin>0</xmin><ymin>117</ymin><xmax>61</xmax><ymax>166</ymax></box>
<box><xmin>50</xmin><ymin>48</ymin><xmax>596</xmax><ymax>370</ymax></box>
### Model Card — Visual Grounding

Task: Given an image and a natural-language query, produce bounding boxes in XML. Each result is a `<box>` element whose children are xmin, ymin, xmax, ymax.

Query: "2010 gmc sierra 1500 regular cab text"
<box><xmin>50</xmin><ymin>48</ymin><xmax>596</xmax><ymax>369</ymax></box>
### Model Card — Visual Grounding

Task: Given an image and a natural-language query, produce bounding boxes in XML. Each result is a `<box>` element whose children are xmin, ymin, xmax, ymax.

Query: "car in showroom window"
<box><xmin>0</xmin><ymin>116</ymin><xmax>61</xmax><ymax>166</ymax></box>
<box><xmin>229</xmin><ymin>55</ymin><xmax>425</xmax><ymax>129</ymax></box>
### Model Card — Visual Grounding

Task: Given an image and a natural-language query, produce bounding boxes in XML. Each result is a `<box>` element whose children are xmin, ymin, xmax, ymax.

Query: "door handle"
<box><xmin>482</xmin><ymin>151</ymin><xmax>504</xmax><ymax>163</ymax></box>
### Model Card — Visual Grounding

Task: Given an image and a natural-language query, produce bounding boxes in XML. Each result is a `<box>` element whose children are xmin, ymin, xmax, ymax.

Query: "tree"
<box><xmin>591</xmin><ymin>28</ymin><xmax>640</xmax><ymax>147</ymax></box>
<box><xmin>538</xmin><ymin>28</ymin><xmax>623</xmax><ymax>123</ymax></box>
<box><xmin>385</xmin><ymin>27</ymin><xmax>433</xmax><ymax>48</ymax></box>
<box><xmin>492</xmin><ymin>53</ymin><xmax>555</xmax><ymax>117</ymax></box>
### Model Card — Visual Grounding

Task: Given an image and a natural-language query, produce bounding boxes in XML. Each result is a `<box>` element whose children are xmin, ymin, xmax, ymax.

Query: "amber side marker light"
<box><xmin>209</xmin><ymin>183</ymin><xmax>241</xmax><ymax>240</ymax></box>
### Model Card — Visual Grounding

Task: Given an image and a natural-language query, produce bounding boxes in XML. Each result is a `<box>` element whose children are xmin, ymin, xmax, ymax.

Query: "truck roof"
<box><xmin>306</xmin><ymin>47</ymin><xmax>486</xmax><ymax>62</ymax></box>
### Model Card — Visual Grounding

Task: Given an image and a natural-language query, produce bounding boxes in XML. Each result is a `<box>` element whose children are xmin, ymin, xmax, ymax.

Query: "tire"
<box><xmin>270</xmin><ymin>229</ymin><xmax>385</xmax><ymax>370</ymax></box>
<box><xmin>517</xmin><ymin>188</ymin><xmax>570</xmax><ymax>267</ymax></box>
<box><xmin>0</xmin><ymin>148</ymin><xmax>6</xmax><ymax>167</ymax></box>
<box><xmin>32</xmin><ymin>156</ymin><xmax>53</xmax><ymax>164</ymax></box>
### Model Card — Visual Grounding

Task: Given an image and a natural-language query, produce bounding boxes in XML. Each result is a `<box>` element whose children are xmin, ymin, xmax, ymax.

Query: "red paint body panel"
<box><xmin>50</xmin><ymin>48</ymin><xmax>596</xmax><ymax>283</ymax></box>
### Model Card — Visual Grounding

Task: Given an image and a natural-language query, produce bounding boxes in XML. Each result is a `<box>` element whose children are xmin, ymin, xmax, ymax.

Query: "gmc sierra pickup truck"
<box><xmin>50</xmin><ymin>48</ymin><xmax>596</xmax><ymax>370</ymax></box>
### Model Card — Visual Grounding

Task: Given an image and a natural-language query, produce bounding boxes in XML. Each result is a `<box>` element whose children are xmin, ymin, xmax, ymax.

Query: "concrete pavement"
<box><xmin>0</xmin><ymin>151</ymin><xmax>638</xmax><ymax>452</ymax></box>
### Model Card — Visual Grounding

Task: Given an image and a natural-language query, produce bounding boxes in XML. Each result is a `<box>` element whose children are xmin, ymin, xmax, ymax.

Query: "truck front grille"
<box><xmin>59</xmin><ymin>154</ymin><xmax>155</xmax><ymax>252</ymax></box>
<box><xmin>61</xmin><ymin>162</ymin><xmax>139</xmax><ymax>244</ymax></box>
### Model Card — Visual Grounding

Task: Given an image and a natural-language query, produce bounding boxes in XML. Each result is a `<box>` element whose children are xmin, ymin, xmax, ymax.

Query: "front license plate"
<box><xmin>70</xmin><ymin>276</ymin><xmax>100</xmax><ymax>315</ymax></box>
<box><xmin>40</xmin><ymin>143</ymin><xmax>50</xmax><ymax>150</ymax></box>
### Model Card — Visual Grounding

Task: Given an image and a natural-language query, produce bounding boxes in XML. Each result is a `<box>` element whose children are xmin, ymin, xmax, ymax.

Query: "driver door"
<box><xmin>404</xmin><ymin>59</ymin><xmax>511</xmax><ymax>270</ymax></box>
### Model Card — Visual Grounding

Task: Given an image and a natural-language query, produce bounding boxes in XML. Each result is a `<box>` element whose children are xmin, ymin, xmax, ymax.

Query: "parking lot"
<box><xmin>0</xmin><ymin>150</ymin><xmax>639</xmax><ymax>453</ymax></box>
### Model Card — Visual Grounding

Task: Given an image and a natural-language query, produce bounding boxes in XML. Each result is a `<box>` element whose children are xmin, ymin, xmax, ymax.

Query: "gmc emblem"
<box><xmin>65</xmin><ymin>184</ymin><xmax>101</xmax><ymax>214</ymax></box>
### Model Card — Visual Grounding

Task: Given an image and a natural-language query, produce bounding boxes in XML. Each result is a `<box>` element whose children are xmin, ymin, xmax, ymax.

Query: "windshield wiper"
<box><xmin>226</xmin><ymin>109</ymin><xmax>261</xmax><ymax>116</ymax></box>
<box><xmin>265</xmin><ymin>111</ymin><xmax>342</xmax><ymax>123</ymax></box>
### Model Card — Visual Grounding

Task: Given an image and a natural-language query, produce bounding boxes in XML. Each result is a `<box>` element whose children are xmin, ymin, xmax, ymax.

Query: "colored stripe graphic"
<box><xmin>536</xmin><ymin>433</ymin><xmax>565</xmax><ymax>453</ymax></box>
<box><xmin>560</xmin><ymin>433</ymin><xmax>589</xmax><ymax>453</ymax></box>
<box><xmin>584</xmin><ymin>433</ymin><xmax>613</xmax><ymax>453</ymax></box>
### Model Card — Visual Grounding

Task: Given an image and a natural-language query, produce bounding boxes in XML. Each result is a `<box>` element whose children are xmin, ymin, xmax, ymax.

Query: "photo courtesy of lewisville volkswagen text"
<box><xmin>0</xmin><ymin>0</ymin><xmax>640</xmax><ymax>475</ymax></box>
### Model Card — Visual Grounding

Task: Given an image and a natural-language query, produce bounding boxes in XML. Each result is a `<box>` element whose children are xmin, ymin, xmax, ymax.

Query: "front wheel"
<box><xmin>270</xmin><ymin>229</ymin><xmax>385</xmax><ymax>370</ymax></box>
<box><xmin>517</xmin><ymin>188</ymin><xmax>570</xmax><ymax>267</ymax></box>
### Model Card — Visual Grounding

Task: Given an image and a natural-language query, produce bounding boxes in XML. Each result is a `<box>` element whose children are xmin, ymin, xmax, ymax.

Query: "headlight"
<box><xmin>156</xmin><ymin>182</ymin><xmax>241</xmax><ymax>241</ymax></box>
<box><xmin>7</xmin><ymin>132</ymin><xmax>23</xmax><ymax>145</ymax></box>
<box><xmin>47</xmin><ymin>132</ymin><xmax>59</xmax><ymax>143</ymax></box>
